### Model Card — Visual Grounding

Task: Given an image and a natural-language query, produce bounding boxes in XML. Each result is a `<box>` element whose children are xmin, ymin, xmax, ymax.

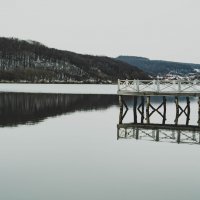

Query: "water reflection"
<box><xmin>117</xmin><ymin>123</ymin><xmax>200</xmax><ymax>145</ymax></box>
<box><xmin>0</xmin><ymin>92</ymin><xmax>118</xmax><ymax>127</ymax></box>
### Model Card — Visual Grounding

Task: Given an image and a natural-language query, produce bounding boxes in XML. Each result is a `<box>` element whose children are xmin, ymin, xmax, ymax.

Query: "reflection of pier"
<box><xmin>117</xmin><ymin>123</ymin><xmax>200</xmax><ymax>145</ymax></box>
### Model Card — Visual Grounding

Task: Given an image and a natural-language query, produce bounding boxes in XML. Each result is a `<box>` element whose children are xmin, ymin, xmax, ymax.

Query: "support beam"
<box><xmin>186</xmin><ymin>97</ymin><xmax>190</xmax><ymax>126</ymax></box>
<box><xmin>198</xmin><ymin>97</ymin><xmax>200</xmax><ymax>126</ymax></box>
<box><xmin>141</xmin><ymin>96</ymin><xmax>145</xmax><ymax>123</ymax></box>
<box><xmin>146</xmin><ymin>96</ymin><xmax>150</xmax><ymax>124</ymax></box>
<box><xmin>119</xmin><ymin>95</ymin><xmax>123</xmax><ymax>124</ymax></box>
<box><xmin>119</xmin><ymin>96</ymin><xmax>128</xmax><ymax>124</ymax></box>
<box><xmin>175</xmin><ymin>96</ymin><xmax>179</xmax><ymax>125</ymax></box>
<box><xmin>174</xmin><ymin>96</ymin><xmax>190</xmax><ymax>126</ymax></box>
<box><xmin>133</xmin><ymin>96</ymin><xmax>138</xmax><ymax>123</ymax></box>
<box><xmin>163</xmin><ymin>96</ymin><xmax>167</xmax><ymax>124</ymax></box>
<box><xmin>147</xmin><ymin>96</ymin><xmax>167</xmax><ymax>124</ymax></box>
<box><xmin>137</xmin><ymin>96</ymin><xmax>145</xmax><ymax>123</ymax></box>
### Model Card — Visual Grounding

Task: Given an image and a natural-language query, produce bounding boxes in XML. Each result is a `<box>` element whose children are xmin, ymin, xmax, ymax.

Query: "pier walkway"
<box><xmin>118</xmin><ymin>79</ymin><xmax>200</xmax><ymax>96</ymax></box>
<box><xmin>117</xmin><ymin>79</ymin><xmax>200</xmax><ymax>128</ymax></box>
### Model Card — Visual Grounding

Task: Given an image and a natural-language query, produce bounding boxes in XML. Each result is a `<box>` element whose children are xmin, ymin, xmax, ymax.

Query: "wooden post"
<box><xmin>133</xmin><ymin>96</ymin><xmax>138</xmax><ymax>123</ymax></box>
<box><xmin>186</xmin><ymin>97</ymin><xmax>190</xmax><ymax>126</ymax></box>
<box><xmin>141</xmin><ymin>96</ymin><xmax>145</xmax><ymax>123</ymax></box>
<box><xmin>146</xmin><ymin>96</ymin><xmax>150</xmax><ymax>124</ymax></box>
<box><xmin>119</xmin><ymin>95</ymin><xmax>123</xmax><ymax>124</ymax></box>
<box><xmin>163</xmin><ymin>96</ymin><xmax>167</xmax><ymax>124</ymax></box>
<box><xmin>175</xmin><ymin>96</ymin><xmax>179</xmax><ymax>125</ymax></box>
<box><xmin>198</xmin><ymin>97</ymin><xmax>200</xmax><ymax>126</ymax></box>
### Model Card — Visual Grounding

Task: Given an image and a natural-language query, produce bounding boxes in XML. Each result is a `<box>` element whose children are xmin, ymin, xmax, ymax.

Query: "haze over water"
<box><xmin>0</xmin><ymin>85</ymin><xmax>199</xmax><ymax>200</ymax></box>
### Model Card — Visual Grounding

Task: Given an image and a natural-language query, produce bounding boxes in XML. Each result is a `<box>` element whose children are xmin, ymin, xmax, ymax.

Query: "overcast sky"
<box><xmin>1</xmin><ymin>0</ymin><xmax>200</xmax><ymax>63</ymax></box>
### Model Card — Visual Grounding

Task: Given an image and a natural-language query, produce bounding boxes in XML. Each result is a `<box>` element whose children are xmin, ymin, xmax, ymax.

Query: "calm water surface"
<box><xmin>0</xmin><ymin>85</ymin><xmax>199</xmax><ymax>200</ymax></box>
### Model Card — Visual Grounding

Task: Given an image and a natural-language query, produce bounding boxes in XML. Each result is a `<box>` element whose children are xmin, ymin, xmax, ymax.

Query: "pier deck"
<box><xmin>117</xmin><ymin>79</ymin><xmax>200</xmax><ymax>127</ymax></box>
<box><xmin>118</xmin><ymin>79</ymin><xmax>200</xmax><ymax>96</ymax></box>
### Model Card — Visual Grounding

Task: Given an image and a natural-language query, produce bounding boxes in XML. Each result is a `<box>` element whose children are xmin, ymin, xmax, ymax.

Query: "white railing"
<box><xmin>118</xmin><ymin>79</ymin><xmax>200</xmax><ymax>93</ymax></box>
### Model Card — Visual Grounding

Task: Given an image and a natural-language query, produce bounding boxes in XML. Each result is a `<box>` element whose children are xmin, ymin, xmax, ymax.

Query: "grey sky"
<box><xmin>1</xmin><ymin>0</ymin><xmax>200</xmax><ymax>63</ymax></box>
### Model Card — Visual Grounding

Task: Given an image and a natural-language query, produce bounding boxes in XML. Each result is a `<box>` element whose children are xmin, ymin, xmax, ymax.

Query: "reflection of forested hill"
<box><xmin>0</xmin><ymin>93</ymin><xmax>118</xmax><ymax>127</ymax></box>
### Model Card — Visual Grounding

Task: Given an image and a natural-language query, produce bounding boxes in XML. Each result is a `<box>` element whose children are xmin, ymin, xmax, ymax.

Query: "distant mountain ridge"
<box><xmin>116</xmin><ymin>56</ymin><xmax>200</xmax><ymax>76</ymax></box>
<box><xmin>0</xmin><ymin>37</ymin><xmax>149</xmax><ymax>83</ymax></box>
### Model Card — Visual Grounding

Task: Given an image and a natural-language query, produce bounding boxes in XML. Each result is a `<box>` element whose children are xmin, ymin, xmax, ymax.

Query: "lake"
<box><xmin>0</xmin><ymin>84</ymin><xmax>199</xmax><ymax>200</ymax></box>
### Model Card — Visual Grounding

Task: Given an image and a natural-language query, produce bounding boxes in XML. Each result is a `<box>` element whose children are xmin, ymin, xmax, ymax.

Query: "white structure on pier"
<box><xmin>118</xmin><ymin>79</ymin><xmax>200</xmax><ymax>96</ymax></box>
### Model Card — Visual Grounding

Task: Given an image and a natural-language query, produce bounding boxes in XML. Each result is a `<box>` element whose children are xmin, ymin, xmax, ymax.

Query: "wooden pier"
<box><xmin>118</xmin><ymin>79</ymin><xmax>200</xmax><ymax>96</ymax></box>
<box><xmin>117</xmin><ymin>79</ymin><xmax>200</xmax><ymax>128</ymax></box>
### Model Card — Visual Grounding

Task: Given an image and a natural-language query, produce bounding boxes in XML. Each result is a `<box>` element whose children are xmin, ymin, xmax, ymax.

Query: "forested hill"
<box><xmin>116</xmin><ymin>56</ymin><xmax>200</xmax><ymax>76</ymax></box>
<box><xmin>0</xmin><ymin>37</ymin><xmax>149</xmax><ymax>83</ymax></box>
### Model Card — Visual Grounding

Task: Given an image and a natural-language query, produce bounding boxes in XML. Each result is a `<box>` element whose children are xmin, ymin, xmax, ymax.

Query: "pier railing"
<box><xmin>118</xmin><ymin>79</ymin><xmax>200</xmax><ymax>94</ymax></box>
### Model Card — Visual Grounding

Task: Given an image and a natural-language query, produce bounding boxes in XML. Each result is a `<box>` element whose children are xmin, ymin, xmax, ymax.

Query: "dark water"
<box><xmin>0</xmin><ymin>92</ymin><xmax>199</xmax><ymax>200</ymax></box>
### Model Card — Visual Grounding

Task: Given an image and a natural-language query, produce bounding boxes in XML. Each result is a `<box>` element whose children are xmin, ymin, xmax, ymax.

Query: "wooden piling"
<box><xmin>133</xmin><ymin>96</ymin><xmax>138</xmax><ymax>123</ymax></box>
<box><xmin>175</xmin><ymin>96</ymin><xmax>179</xmax><ymax>125</ymax></box>
<box><xmin>141</xmin><ymin>96</ymin><xmax>145</xmax><ymax>123</ymax></box>
<box><xmin>146</xmin><ymin>96</ymin><xmax>150</xmax><ymax>124</ymax></box>
<box><xmin>198</xmin><ymin>97</ymin><xmax>200</xmax><ymax>126</ymax></box>
<box><xmin>137</xmin><ymin>96</ymin><xmax>145</xmax><ymax>123</ymax></box>
<box><xmin>163</xmin><ymin>96</ymin><xmax>167</xmax><ymax>124</ymax></box>
<box><xmin>119</xmin><ymin>95</ymin><xmax>123</xmax><ymax>124</ymax></box>
<box><xmin>186</xmin><ymin>97</ymin><xmax>190</xmax><ymax>126</ymax></box>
